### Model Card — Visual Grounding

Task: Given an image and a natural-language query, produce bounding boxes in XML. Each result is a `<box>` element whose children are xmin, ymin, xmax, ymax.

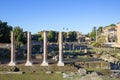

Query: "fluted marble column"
<box><xmin>41</xmin><ymin>31</ymin><xmax>48</xmax><ymax>66</ymax></box>
<box><xmin>25</xmin><ymin>32</ymin><xmax>32</xmax><ymax>66</ymax></box>
<box><xmin>57</xmin><ymin>32</ymin><xmax>64</xmax><ymax>66</ymax></box>
<box><xmin>8</xmin><ymin>31</ymin><xmax>16</xmax><ymax>66</ymax></box>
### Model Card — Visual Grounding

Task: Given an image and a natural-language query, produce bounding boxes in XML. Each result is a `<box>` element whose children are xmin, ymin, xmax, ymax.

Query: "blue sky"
<box><xmin>0</xmin><ymin>0</ymin><xmax>120</xmax><ymax>34</ymax></box>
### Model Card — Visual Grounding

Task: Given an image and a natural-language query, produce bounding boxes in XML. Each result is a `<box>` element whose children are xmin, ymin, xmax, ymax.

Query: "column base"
<box><xmin>25</xmin><ymin>61</ymin><xmax>32</xmax><ymax>66</ymax></box>
<box><xmin>41</xmin><ymin>61</ymin><xmax>48</xmax><ymax>66</ymax></box>
<box><xmin>8</xmin><ymin>61</ymin><xmax>16</xmax><ymax>66</ymax></box>
<box><xmin>57</xmin><ymin>61</ymin><xmax>64</xmax><ymax>66</ymax></box>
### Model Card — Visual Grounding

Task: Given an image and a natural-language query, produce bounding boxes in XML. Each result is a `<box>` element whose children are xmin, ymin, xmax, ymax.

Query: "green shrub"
<box><xmin>91</xmin><ymin>42</ymin><xmax>101</xmax><ymax>47</ymax></box>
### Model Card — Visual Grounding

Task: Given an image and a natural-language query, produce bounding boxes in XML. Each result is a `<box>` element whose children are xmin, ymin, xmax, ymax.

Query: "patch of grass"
<box><xmin>0</xmin><ymin>64</ymin><xmax>77</xmax><ymax>80</ymax></box>
<box><xmin>0</xmin><ymin>73</ymin><xmax>63</xmax><ymax>80</ymax></box>
<box><xmin>0</xmin><ymin>64</ymin><xmax>77</xmax><ymax>72</ymax></box>
<box><xmin>86</xmin><ymin>68</ymin><xmax>110</xmax><ymax>75</ymax></box>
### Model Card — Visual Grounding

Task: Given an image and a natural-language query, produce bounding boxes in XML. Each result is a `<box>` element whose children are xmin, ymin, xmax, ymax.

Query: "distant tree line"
<box><xmin>0</xmin><ymin>20</ymin><xmax>27</xmax><ymax>47</ymax></box>
<box><xmin>0</xmin><ymin>20</ymin><xmax>12</xmax><ymax>43</ymax></box>
<box><xmin>1</xmin><ymin>19</ymin><xmax>117</xmax><ymax>47</ymax></box>
<box><xmin>33</xmin><ymin>31</ymin><xmax>77</xmax><ymax>42</ymax></box>
<box><xmin>0</xmin><ymin>20</ymin><xmax>78</xmax><ymax>45</ymax></box>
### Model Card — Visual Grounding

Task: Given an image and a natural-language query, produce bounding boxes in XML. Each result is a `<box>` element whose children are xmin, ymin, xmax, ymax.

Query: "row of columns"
<box><xmin>8</xmin><ymin>31</ymin><xmax>64</xmax><ymax>66</ymax></box>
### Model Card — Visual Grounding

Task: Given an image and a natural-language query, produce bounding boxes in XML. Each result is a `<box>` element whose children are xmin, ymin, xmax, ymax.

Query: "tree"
<box><xmin>97</xmin><ymin>35</ymin><xmax>106</xmax><ymax>46</ymax></box>
<box><xmin>0</xmin><ymin>20</ymin><xmax>12</xmax><ymax>43</ymax></box>
<box><xmin>92</xmin><ymin>35</ymin><xmax>106</xmax><ymax>47</ymax></box>
<box><xmin>63</xmin><ymin>31</ymin><xmax>77</xmax><ymax>42</ymax></box>
<box><xmin>89</xmin><ymin>27</ymin><xmax>96</xmax><ymax>40</ymax></box>
<box><xmin>48</xmin><ymin>31</ymin><xmax>58</xmax><ymax>42</ymax></box>
<box><xmin>89</xmin><ymin>31</ymin><xmax>96</xmax><ymax>40</ymax></box>
<box><xmin>68</xmin><ymin>31</ymin><xmax>77</xmax><ymax>42</ymax></box>
<box><xmin>109</xmin><ymin>24</ymin><xmax>116</xmax><ymax>26</ymax></box>
<box><xmin>97</xmin><ymin>26</ymin><xmax>103</xmax><ymax>36</ymax></box>
<box><xmin>38</xmin><ymin>37</ymin><xmax>43</xmax><ymax>41</ymax></box>
<box><xmin>63</xmin><ymin>32</ymin><xmax>67</xmax><ymax>42</ymax></box>
<box><xmin>32</xmin><ymin>33</ymin><xmax>43</xmax><ymax>42</ymax></box>
<box><xmin>97</xmin><ymin>26</ymin><xmax>103</xmax><ymax>33</ymax></box>
<box><xmin>13</xmin><ymin>26</ymin><xmax>27</xmax><ymax>47</ymax></box>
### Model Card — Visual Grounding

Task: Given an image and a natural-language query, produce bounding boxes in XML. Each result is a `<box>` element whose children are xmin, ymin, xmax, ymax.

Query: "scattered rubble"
<box><xmin>80</xmin><ymin>72</ymin><xmax>103</xmax><ymax>80</ymax></box>
<box><xmin>78</xmin><ymin>68</ymin><xmax>86</xmax><ymax>76</ymax></box>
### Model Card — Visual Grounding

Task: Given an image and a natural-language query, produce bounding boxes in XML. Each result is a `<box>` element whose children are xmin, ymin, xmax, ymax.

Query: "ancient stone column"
<box><xmin>57</xmin><ymin>32</ymin><xmax>64</xmax><ymax>66</ymax></box>
<box><xmin>84</xmin><ymin>49</ymin><xmax>88</xmax><ymax>53</ymax></box>
<box><xmin>41</xmin><ymin>31</ymin><xmax>48</xmax><ymax>66</ymax></box>
<box><xmin>25</xmin><ymin>32</ymin><xmax>32</xmax><ymax>66</ymax></box>
<box><xmin>117</xmin><ymin>22</ymin><xmax>120</xmax><ymax>44</ymax></box>
<box><xmin>8</xmin><ymin>31</ymin><xmax>16</xmax><ymax>66</ymax></box>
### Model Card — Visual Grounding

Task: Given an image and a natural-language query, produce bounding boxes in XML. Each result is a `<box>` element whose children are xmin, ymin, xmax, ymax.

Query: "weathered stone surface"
<box><xmin>10</xmin><ymin>66</ymin><xmax>20</xmax><ymax>72</ymax></box>
<box><xmin>62</xmin><ymin>73</ymin><xmax>69</xmax><ymax>78</ymax></box>
<box><xmin>110</xmin><ymin>72</ymin><xmax>120</xmax><ymax>78</ymax></box>
<box><xmin>80</xmin><ymin>72</ymin><xmax>103</xmax><ymax>80</ymax></box>
<box><xmin>78</xmin><ymin>68</ymin><xmax>86</xmax><ymax>76</ymax></box>
<box><xmin>62</xmin><ymin>72</ymin><xmax>75</xmax><ymax>78</ymax></box>
<box><xmin>100</xmin><ymin>54</ymin><xmax>118</xmax><ymax>63</ymax></box>
<box><xmin>46</xmin><ymin>71</ymin><xmax>53</xmax><ymax>74</ymax></box>
<box><xmin>55</xmin><ymin>71</ymin><xmax>62</xmax><ymax>74</ymax></box>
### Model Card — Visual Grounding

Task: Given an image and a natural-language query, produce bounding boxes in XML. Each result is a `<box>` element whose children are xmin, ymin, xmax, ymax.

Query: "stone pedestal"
<box><xmin>8</xmin><ymin>61</ymin><xmax>16</xmax><ymax>66</ymax></box>
<box><xmin>41</xmin><ymin>61</ymin><xmax>48</xmax><ymax>66</ymax></box>
<box><xmin>57</xmin><ymin>32</ymin><xmax>64</xmax><ymax>66</ymax></box>
<box><xmin>41</xmin><ymin>31</ymin><xmax>48</xmax><ymax>66</ymax></box>
<box><xmin>57</xmin><ymin>61</ymin><xmax>64</xmax><ymax>66</ymax></box>
<box><xmin>8</xmin><ymin>31</ymin><xmax>16</xmax><ymax>66</ymax></box>
<box><xmin>25</xmin><ymin>61</ymin><xmax>32</xmax><ymax>66</ymax></box>
<box><xmin>25</xmin><ymin>32</ymin><xmax>32</xmax><ymax>66</ymax></box>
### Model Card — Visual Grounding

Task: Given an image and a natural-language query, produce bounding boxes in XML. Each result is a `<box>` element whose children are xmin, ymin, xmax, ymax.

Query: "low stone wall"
<box><xmin>75</xmin><ymin>61</ymin><xmax>110</xmax><ymax>69</ymax></box>
<box><xmin>0</xmin><ymin>72</ymin><xmax>23</xmax><ymax>74</ymax></box>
